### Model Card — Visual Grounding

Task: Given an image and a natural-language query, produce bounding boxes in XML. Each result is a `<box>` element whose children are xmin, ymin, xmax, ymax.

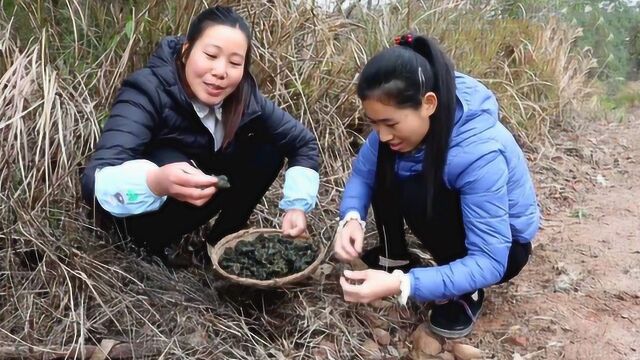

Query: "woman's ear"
<box><xmin>181</xmin><ymin>43</ymin><xmax>190</xmax><ymax>61</ymax></box>
<box><xmin>422</xmin><ymin>92</ymin><xmax>438</xmax><ymax>118</ymax></box>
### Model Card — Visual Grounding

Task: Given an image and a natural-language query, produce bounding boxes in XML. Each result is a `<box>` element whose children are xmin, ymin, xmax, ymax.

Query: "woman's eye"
<box><xmin>231</xmin><ymin>62</ymin><xmax>242</xmax><ymax>66</ymax></box>
<box><xmin>205</xmin><ymin>53</ymin><xmax>217</xmax><ymax>59</ymax></box>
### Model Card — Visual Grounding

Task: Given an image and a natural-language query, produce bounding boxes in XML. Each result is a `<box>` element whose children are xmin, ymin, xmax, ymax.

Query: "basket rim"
<box><xmin>207</xmin><ymin>228</ymin><xmax>325</xmax><ymax>288</ymax></box>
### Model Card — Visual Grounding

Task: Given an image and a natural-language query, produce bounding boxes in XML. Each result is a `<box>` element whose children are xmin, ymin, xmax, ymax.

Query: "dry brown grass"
<box><xmin>0</xmin><ymin>0</ymin><xmax>600</xmax><ymax>358</ymax></box>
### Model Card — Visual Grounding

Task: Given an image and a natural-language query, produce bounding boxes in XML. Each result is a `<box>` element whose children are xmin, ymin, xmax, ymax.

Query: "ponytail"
<box><xmin>405</xmin><ymin>35</ymin><xmax>456</xmax><ymax>218</ymax></box>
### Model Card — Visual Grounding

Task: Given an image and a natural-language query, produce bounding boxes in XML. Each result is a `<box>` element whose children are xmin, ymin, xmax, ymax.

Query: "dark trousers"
<box><xmin>372</xmin><ymin>172</ymin><xmax>531</xmax><ymax>285</ymax></box>
<box><xmin>108</xmin><ymin>141</ymin><xmax>284</xmax><ymax>255</ymax></box>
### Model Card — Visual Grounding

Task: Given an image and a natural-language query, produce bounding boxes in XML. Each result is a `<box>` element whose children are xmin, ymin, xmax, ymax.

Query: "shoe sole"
<box><xmin>428</xmin><ymin>323</ymin><xmax>474</xmax><ymax>339</ymax></box>
<box><xmin>427</xmin><ymin>308</ymin><xmax>483</xmax><ymax>339</ymax></box>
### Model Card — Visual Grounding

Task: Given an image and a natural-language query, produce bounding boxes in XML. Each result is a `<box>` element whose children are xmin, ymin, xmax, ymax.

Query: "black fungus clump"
<box><xmin>219</xmin><ymin>234</ymin><xmax>317</xmax><ymax>280</ymax></box>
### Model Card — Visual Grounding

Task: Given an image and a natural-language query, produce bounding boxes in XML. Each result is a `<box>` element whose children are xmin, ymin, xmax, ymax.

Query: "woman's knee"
<box><xmin>499</xmin><ymin>241</ymin><xmax>532</xmax><ymax>283</ymax></box>
<box><xmin>228</xmin><ymin>142</ymin><xmax>285</xmax><ymax>185</ymax></box>
<box><xmin>248</xmin><ymin>142</ymin><xmax>285</xmax><ymax>174</ymax></box>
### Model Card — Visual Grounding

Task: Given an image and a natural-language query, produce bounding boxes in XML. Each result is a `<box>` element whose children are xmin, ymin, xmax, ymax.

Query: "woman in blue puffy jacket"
<box><xmin>334</xmin><ymin>34</ymin><xmax>540</xmax><ymax>338</ymax></box>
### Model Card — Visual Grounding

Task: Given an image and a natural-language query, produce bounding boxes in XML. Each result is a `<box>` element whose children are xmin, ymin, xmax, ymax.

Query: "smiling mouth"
<box><xmin>204</xmin><ymin>82</ymin><xmax>225</xmax><ymax>92</ymax></box>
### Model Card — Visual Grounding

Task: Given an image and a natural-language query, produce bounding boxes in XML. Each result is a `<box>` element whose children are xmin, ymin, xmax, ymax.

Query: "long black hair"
<box><xmin>358</xmin><ymin>34</ymin><xmax>456</xmax><ymax>219</ymax></box>
<box><xmin>177</xmin><ymin>6</ymin><xmax>254</xmax><ymax>148</ymax></box>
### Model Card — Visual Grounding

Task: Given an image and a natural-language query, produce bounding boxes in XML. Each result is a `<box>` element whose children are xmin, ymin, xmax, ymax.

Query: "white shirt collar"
<box><xmin>191</xmin><ymin>99</ymin><xmax>222</xmax><ymax>119</ymax></box>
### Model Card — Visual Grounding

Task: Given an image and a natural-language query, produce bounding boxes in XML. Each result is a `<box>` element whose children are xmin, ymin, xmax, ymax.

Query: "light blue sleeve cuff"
<box><xmin>94</xmin><ymin>159</ymin><xmax>167</xmax><ymax>218</ymax></box>
<box><xmin>278</xmin><ymin>166</ymin><xmax>319</xmax><ymax>213</ymax></box>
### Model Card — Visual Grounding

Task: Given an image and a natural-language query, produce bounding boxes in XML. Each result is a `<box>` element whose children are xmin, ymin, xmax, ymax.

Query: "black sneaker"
<box><xmin>428</xmin><ymin>289</ymin><xmax>485</xmax><ymax>338</ymax></box>
<box><xmin>360</xmin><ymin>245</ymin><xmax>422</xmax><ymax>273</ymax></box>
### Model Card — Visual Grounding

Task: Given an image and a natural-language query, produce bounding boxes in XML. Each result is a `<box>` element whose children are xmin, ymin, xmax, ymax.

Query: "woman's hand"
<box><xmin>281</xmin><ymin>209</ymin><xmax>307</xmax><ymax>237</ymax></box>
<box><xmin>333</xmin><ymin>220</ymin><xmax>364</xmax><ymax>262</ymax></box>
<box><xmin>146</xmin><ymin>162</ymin><xmax>218</xmax><ymax>206</ymax></box>
<box><xmin>339</xmin><ymin>269</ymin><xmax>402</xmax><ymax>304</ymax></box>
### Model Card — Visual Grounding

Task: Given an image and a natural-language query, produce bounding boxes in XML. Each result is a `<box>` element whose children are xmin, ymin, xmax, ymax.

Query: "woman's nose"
<box><xmin>210</xmin><ymin>60</ymin><xmax>227</xmax><ymax>79</ymax></box>
<box><xmin>378</xmin><ymin>127</ymin><xmax>393</xmax><ymax>142</ymax></box>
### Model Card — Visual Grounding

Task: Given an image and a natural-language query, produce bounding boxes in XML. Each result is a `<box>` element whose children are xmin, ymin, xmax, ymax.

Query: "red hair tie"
<box><xmin>394</xmin><ymin>33</ymin><xmax>414</xmax><ymax>46</ymax></box>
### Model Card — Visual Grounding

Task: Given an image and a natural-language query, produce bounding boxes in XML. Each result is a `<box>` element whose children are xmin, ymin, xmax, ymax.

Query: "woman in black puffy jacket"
<box><xmin>81</xmin><ymin>6</ymin><xmax>320</xmax><ymax>265</ymax></box>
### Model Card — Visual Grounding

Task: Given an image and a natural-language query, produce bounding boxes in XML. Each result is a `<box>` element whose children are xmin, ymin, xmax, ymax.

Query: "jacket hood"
<box><xmin>147</xmin><ymin>36</ymin><xmax>190</xmax><ymax>105</ymax></box>
<box><xmin>450</xmin><ymin>72</ymin><xmax>500</xmax><ymax>147</ymax></box>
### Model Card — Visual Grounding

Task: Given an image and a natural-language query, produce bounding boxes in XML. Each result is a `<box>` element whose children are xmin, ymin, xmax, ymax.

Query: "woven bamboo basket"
<box><xmin>207</xmin><ymin>228</ymin><xmax>325</xmax><ymax>288</ymax></box>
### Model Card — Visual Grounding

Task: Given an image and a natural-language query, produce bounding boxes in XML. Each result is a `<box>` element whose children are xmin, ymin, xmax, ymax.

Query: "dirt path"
<box><xmin>476</xmin><ymin>111</ymin><xmax>640</xmax><ymax>359</ymax></box>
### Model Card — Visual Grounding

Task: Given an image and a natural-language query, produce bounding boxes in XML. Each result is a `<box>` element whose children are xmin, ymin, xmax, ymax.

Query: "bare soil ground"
<box><xmin>471</xmin><ymin>110</ymin><xmax>640</xmax><ymax>360</ymax></box>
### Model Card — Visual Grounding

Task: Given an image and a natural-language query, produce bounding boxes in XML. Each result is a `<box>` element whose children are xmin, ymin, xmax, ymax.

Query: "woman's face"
<box><xmin>183</xmin><ymin>25</ymin><xmax>248</xmax><ymax>106</ymax></box>
<box><xmin>362</xmin><ymin>93</ymin><xmax>437</xmax><ymax>153</ymax></box>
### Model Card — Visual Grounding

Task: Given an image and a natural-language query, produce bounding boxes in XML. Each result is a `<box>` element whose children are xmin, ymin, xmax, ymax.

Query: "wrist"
<box><xmin>286</xmin><ymin>208</ymin><xmax>305</xmax><ymax>214</ymax></box>
<box><xmin>146</xmin><ymin>167</ymin><xmax>163</xmax><ymax>196</ymax></box>
<box><xmin>390</xmin><ymin>271</ymin><xmax>403</xmax><ymax>295</ymax></box>
<box><xmin>391</xmin><ymin>270</ymin><xmax>411</xmax><ymax>305</ymax></box>
<box><xmin>339</xmin><ymin>211</ymin><xmax>366</xmax><ymax>231</ymax></box>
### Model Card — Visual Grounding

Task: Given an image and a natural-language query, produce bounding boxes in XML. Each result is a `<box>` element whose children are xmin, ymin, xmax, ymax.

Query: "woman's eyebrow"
<box><xmin>365</xmin><ymin>115</ymin><xmax>393</xmax><ymax>123</ymax></box>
